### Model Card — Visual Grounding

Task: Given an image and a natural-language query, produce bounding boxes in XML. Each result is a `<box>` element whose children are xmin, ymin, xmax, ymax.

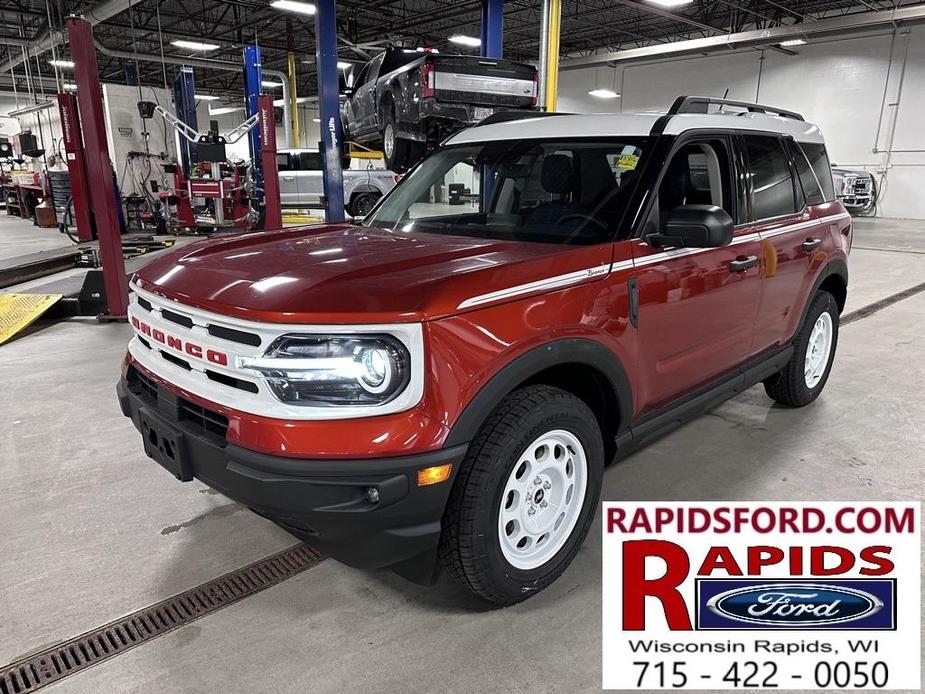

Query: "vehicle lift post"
<box><xmin>55</xmin><ymin>93</ymin><xmax>94</xmax><ymax>243</ymax></box>
<box><xmin>257</xmin><ymin>94</ymin><xmax>283</xmax><ymax>230</ymax></box>
<box><xmin>480</xmin><ymin>0</ymin><xmax>504</xmax><ymax>202</ymax></box>
<box><xmin>314</xmin><ymin>0</ymin><xmax>346</xmax><ymax>223</ymax></box>
<box><xmin>173</xmin><ymin>66</ymin><xmax>198</xmax><ymax>176</ymax></box>
<box><xmin>66</xmin><ymin>16</ymin><xmax>129</xmax><ymax>319</ymax></box>
<box><xmin>243</xmin><ymin>44</ymin><xmax>268</xmax><ymax>228</ymax></box>
<box><xmin>481</xmin><ymin>0</ymin><xmax>504</xmax><ymax>59</ymax></box>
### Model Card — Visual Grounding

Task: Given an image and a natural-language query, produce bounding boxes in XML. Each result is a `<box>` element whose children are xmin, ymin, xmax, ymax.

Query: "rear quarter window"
<box><xmin>798</xmin><ymin>142</ymin><xmax>837</xmax><ymax>202</ymax></box>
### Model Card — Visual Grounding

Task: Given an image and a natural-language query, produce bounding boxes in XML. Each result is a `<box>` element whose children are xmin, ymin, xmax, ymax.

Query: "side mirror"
<box><xmin>648</xmin><ymin>204</ymin><xmax>734</xmax><ymax>249</ymax></box>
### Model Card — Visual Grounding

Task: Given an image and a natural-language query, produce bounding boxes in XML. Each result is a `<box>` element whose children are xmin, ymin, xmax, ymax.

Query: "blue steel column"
<box><xmin>314</xmin><ymin>0</ymin><xmax>345</xmax><ymax>223</ymax></box>
<box><xmin>480</xmin><ymin>0</ymin><xmax>504</xmax><ymax>208</ymax></box>
<box><xmin>480</xmin><ymin>0</ymin><xmax>504</xmax><ymax>59</ymax></box>
<box><xmin>243</xmin><ymin>44</ymin><xmax>266</xmax><ymax>227</ymax></box>
<box><xmin>173</xmin><ymin>66</ymin><xmax>198</xmax><ymax>176</ymax></box>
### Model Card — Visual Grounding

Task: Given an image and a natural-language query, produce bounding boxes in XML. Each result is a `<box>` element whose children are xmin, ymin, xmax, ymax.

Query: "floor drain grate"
<box><xmin>841</xmin><ymin>280</ymin><xmax>925</xmax><ymax>326</ymax></box>
<box><xmin>0</xmin><ymin>544</ymin><xmax>324</xmax><ymax>693</ymax></box>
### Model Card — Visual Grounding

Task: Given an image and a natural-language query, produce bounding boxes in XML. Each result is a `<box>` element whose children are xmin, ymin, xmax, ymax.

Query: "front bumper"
<box><xmin>117</xmin><ymin>374</ymin><xmax>467</xmax><ymax>577</ymax></box>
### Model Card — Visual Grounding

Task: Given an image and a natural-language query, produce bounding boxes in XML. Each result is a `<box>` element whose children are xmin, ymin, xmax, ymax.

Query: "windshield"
<box><xmin>363</xmin><ymin>138</ymin><xmax>648</xmax><ymax>245</ymax></box>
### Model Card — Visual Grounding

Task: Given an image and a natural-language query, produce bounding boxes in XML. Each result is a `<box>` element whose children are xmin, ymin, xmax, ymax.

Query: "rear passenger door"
<box><xmin>739</xmin><ymin>134</ymin><xmax>822</xmax><ymax>352</ymax></box>
<box><xmin>631</xmin><ymin>134</ymin><xmax>763</xmax><ymax>414</ymax></box>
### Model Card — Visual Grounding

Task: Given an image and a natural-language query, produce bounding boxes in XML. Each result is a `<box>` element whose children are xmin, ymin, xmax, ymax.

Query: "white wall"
<box><xmin>559</xmin><ymin>28</ymin><xmax>925</xmax><ymax>219</ymax></box>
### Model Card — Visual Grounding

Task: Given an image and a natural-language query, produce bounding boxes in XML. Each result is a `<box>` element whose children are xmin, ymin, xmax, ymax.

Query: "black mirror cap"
<box><xmin>653</xmin><ymin>204</ymin><xmax>734</xmax><ymax>248</ymax></box>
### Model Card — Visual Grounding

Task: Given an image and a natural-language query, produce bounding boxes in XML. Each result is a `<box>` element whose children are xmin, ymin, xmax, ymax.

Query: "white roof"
<box><xmin>446</xmin><ymin>110</ymin><xmax>825</xmax><ymax>145</ymax></box>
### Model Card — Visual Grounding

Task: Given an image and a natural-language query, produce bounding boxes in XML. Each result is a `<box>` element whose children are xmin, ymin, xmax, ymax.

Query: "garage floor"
<box><xmin>2</xmin><ymin>217</ymin><xmax>923</xmax><ymax>693</ymax></box>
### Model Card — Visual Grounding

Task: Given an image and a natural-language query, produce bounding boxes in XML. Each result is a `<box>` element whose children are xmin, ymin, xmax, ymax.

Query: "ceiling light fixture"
<box><xmin>261</xmin><ymin>80</ymin><xmax>283</xmax><ymax>88</ymax></box>
<box><xmin>449</xmin><ymin>35</ymin><xmax>481</xmax><ymax>47</ymax></box>
<box><xmin>195</xmin><ymin>94</ymin><xmax>220</xmax><ymax>101</ymax></box>
<box><xmin>588</xmin><ymin>88</ymin><xmax>620</xmax><ymax>99</ymax></box>
<box><xmin>171</xmin><ymin>40</ymin><xmax>220</xmax><ymax>51</ymax></box>
<box><xmin>337</xmin><ymin>61</ymin><xmax>352</xmax><ymax>69</ymax></box>
<box><xmin>49</xmin><ymin>59</ymin><xmax>75</xmax><ymax>69</ymax></box>
<box><xmin>779</xmin><ymin>38</ymin><xmax>806</xmax><ymax>46</ymax></box>
<box><xmin>270</xmin><ymin>0</ymin><xmax>317</xmax><ymax>15</ymax></box>
<box><xmin>645</xmin><ymin>0</ymin><xmax>693</xmax><ymax>7</ymax></box>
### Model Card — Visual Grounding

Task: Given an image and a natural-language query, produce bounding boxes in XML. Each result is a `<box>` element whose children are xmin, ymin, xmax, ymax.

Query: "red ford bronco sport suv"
<box><xmin>118</xmin><ymin>96</ymin><xmax>851</xmax><ymax>604</ymax></box>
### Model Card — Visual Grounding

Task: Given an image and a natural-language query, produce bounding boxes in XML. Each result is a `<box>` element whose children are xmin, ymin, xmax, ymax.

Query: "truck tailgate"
<box><xmin>431</xmin><ymin>56</ymin><xmax>536</xmax><ymax>107</ymax></box>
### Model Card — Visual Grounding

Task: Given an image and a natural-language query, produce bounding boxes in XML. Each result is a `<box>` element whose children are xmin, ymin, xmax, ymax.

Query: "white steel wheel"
<box><xmin>498</xmin><ymin>429</ymin><xmax>588</xmax><ymax>571</ymax></box>
<box><xmin>804</xmin><ymin>311</ymin><xmax>833</xmax><ymax>389</ymax></box>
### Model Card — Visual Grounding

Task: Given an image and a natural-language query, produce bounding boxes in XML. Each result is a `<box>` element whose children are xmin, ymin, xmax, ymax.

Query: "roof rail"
<box><xmin>476</xmin><ymin>110</ymin><xmax>571</xmax><ymax>127</ymax></box>
<box><xmin>668</xmin><ymin>96</ymin><xmax>804</xmax><ymax>121</ymax></box>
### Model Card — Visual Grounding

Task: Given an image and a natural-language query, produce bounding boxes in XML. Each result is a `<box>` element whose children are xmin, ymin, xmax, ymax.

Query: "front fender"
<box><xmin>443</xmin><ymin>337</ymin><xmax>633</xmax><ymax>448</ymax></box>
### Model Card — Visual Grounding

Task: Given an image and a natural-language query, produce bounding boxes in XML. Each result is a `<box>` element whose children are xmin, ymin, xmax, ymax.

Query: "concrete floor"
<box><xmin>1</xmin><ymin>217</ymin><xmax>923</xmax><ymax>693</ymax></box>
<box><xmin>0</xmin><ymin>213</ymin><xmax>74</xmax><ymax>262</ymax></box>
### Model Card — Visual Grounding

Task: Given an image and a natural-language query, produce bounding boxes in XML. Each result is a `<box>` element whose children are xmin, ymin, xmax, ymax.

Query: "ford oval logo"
<box><xmin>706</xmin><ymin>583</ymin><xmax>883</xmax><ymax>627</ymax></box>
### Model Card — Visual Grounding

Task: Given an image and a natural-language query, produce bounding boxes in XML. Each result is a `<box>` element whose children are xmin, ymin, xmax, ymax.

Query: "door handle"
<box><xmin>801</xmin><ymin>238</ymin><xmax>822</xmax><ymax>252</ymax></box>
<box><xmin>729</xmin><ymin>255</ymin><xmax>759</xmax><ymax>273</ymax></box>
<box><xmin>282</xmin><ymin>176</ymin><xmax>295</xmax><ymax>181</ymax></box>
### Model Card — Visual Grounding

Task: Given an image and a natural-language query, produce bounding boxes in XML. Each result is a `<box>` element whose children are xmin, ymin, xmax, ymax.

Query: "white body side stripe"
<box><xmin>455</xmin><ymin>212</ymin><xmax>849</xmax><ymax>310</ymax></box>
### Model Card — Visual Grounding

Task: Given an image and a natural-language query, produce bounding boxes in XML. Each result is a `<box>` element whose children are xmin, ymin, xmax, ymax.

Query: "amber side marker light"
<box><xmin>417</xmin><ymin>463</ymin><xmax>453</xmax><ymax>486</ymax></box>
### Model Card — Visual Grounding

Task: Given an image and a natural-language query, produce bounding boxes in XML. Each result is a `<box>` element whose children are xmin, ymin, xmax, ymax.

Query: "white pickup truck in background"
<box><xmin>276</xmin><ymin>148</ymin><xmax>400</xmax><ymax>217</ymax></box>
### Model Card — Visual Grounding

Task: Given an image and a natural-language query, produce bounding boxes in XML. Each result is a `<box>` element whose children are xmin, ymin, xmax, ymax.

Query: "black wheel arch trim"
<box><xmin>443</xmin><ymin>338</ymin><xmax>633</xmax><ymax>448</ymax></box>
<box><xmin>801</xmin><ymin>258</ymin><xmax>848</xmax><ymax>325</ymax></box>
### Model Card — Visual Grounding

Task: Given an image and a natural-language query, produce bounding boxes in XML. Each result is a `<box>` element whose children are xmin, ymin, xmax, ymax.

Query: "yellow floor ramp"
<box><xmin>0</xmin><ymin>294</ymin><xmax>63</xmax><ymax>345</ymax></box>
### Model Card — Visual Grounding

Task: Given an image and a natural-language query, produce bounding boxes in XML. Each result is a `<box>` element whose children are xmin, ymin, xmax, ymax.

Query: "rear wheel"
<box><xmin>349</xmin><ymin>191</ymin><xmax>380</xmax><ymax>218</ymax></box>
<box><xmin>764</xmin><ymin>290</ymin><xmax>839</xmax><ymax>407</ymax></box>
<box><xmin>439</xmin><ymin>385</ymin><xmax>603</xmax><ymax>605</ymax></box>
<box><xmin>381</xmin><ymin>109</ymin><xmax>422</xmax><ymax>172</ymax></box>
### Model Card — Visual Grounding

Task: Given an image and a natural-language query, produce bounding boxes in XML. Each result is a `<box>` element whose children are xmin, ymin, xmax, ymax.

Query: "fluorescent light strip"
<box><xmin>449</xmin><ymin>35</ymin><xmax>481</xmax><ymax>47</ymax></box>
<box><xmin>171</xmin><ymin>40</ymin><xmax>220</xmax><ymax>51</ymax></box>
<box><xmin>588</xmin><ymin>88</ymin><xmax>620</xmax><ymax>99</ymax></box>
<box><xmin>270</xmin><ymin>0</ymin><xmax>317</xmax><ymax>15</ymax></box>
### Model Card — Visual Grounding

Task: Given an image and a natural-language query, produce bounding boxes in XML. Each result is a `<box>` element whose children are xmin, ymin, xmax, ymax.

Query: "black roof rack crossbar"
<box><xmin>668</xmin><ymin>96</ymin><xmax>804</xmax><ymax>121</ymax></box>
<box><xmin>476</xmin><ymin>110</ymin><xmax>572</xmax><ymax>127</ymax></box>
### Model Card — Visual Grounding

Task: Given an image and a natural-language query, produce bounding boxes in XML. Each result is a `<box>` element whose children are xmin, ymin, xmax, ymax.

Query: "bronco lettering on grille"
<box><xmin>131</xmin><ymin>316</ymin><xmax>229</xmax><ymax>366</ymax></box>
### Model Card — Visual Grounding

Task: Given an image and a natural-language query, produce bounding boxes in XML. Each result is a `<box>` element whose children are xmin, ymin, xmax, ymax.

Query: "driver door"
<box><xmin>630</xmin><ymin>135</ymin><xmax>762</xmax><ymax>414</ymax></box>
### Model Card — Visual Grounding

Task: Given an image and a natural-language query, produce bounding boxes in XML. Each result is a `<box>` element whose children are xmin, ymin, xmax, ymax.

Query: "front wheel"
<box><xmin>764</xmin><ymin>290</ymin><xmax>839</xmax><ymax>407</ymax></box>
<box><xmin>439</xmin><ymin>385</ymin><xmax>603</xmax><ymax>605</ymax></box>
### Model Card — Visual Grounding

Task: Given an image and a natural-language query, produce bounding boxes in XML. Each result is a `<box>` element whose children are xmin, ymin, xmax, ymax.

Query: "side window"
<box><xmin>300</xmin><ymin>152</ymin><xmax>323</xmax><ymax>170</ymax></box>
<box><xmin>657</xmin><ymin>139</ymin><xmax>734</xmax><ymax>223</ymax></box>
<box><xmin>354</xmin><ymin>62</ymin><xmax>371</xmax><ymax>87</ymax></box>
<box><xmin>743</xmin><ymin>136</ymin><xmax>799</xmax><ymax>220</ymax></box>
<box><xmin>799</xmin><ymin>142</ymin><xmax>836</xmax><ymax>202</ymax></box>
<box><xmin>364</xmin><ymin>54</ymin><xmax>384</xmax><ymax>85</ymax></box>
<box><xmin>276</xmin><ymin>153</ymin><xmax>292</xmax><ymax>171</ymax></box>
<box><xmin>787</xmin><ymin>140</ymin><xmax>825</xmax><ymax>206</ymax></box>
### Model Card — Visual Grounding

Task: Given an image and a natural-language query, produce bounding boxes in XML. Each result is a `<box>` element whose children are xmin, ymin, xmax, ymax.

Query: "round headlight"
<box><xmin>359</xmin><ymin>347</ymin><xmax>392</xmax><ymax>393</ymax></box>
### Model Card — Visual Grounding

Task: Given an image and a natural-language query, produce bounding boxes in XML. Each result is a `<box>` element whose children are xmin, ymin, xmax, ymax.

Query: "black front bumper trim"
<box><xmin>118</xmin><ymin>377</ymin><xmax>467</xmax><ymax>577</ymax></box>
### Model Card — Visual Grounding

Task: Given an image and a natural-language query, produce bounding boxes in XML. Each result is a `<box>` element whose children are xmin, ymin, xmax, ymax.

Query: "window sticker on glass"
<box><xmin>617</xmin><ymin>153</ymin><xmax>640</xmax><ymax>170</ymax></box>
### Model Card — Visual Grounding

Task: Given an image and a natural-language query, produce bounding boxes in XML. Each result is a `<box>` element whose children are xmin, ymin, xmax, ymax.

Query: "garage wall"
<box><xmin>559</xmin><ymin>27</ymin><xmax>925</xmax><ymax>219</ymax></box>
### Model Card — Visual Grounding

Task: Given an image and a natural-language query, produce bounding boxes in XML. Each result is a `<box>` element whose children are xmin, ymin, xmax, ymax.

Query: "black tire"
<box><xmin>382</xmin><ymin>105</ymin><xmax>414</xmax><ymax>173</ymax></box>
<box><xmin>349</xmin><ymin>191</ymin><xmax>380</xmax><ymax>218</ymax></box>
<box><xmin>439</xmin><ymin>385</ymin><xmax>604</xmax><ymax>605</ymax></box>
<box><xmin>764</xmin><ymin>291</ymin><xmax>839</xmax><ymax>407</ymax></box>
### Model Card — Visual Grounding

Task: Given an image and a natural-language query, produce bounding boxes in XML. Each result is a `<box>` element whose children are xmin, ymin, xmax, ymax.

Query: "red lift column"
<box><xmin>56</xmin><ymin>94</ymin><xmax>94</xmax><ymax>243</ymax></box>
<box><xmin>67</xmin><ymin>16</ymin><xmax>128</xmax><ymax>319</ymax></box>
<box><xmin>257</xmin><ymin>95</ymin><xmax>282</xmax><ymax>230</ymax></box>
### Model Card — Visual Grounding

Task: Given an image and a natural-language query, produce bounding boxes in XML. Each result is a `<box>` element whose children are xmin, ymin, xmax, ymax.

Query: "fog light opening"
<box><xmin>416</xmin><ymin>463</ymin><xmax>453</xmax><ymax>487</ymax></box>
